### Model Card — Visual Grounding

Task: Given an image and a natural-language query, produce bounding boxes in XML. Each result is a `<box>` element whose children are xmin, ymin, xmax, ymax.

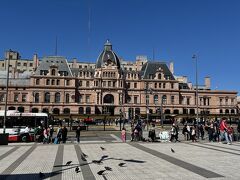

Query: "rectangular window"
<box><xmin>108</xmin><ymin>81</ymin><xmax>111</xmax><ymax>87</ymax></box>
<box><xmin>134</xmin><ymin>96</ymin><xmax>138</xmax><ymax>104</ymax></box>
<box><xmin>46</xmin><ymin>79</ymin><xmax>50</xmax><ymax>85</ymax></box>
<box><xmin>134</xmin><ymin>83</ymin><xmax>137</xmax><ymax>88</ymax></box>
<box><xmin>146</xmin><ymin>95</ymin><xmax>149</xmax><ymax>105</ymax></box>
<box><xmin>14</xmin><ymin>94</ymin><xmax>18</xmax><ymax>102</ymax></box>
<box><xmin>96</xmin><ymin>81</ymin><xmax>99</xmax><ymax>87</ymax></box>
<box><xmin>86</xmin><ymin>81</ymin><xmax>90</xmax><ymax>87</ymax></box>
<box><xmin>187</xmin><ymin>98</ymin><xmax>190</xmax><ymax>105</ymax></box>
<box><xmin>36</xmin><ymin>79</ymin><xmax>40</xmax><ymax>85</ymax></box>
<box><xmin>57</xmin><ymin>80</ymin><xmax>60</xmax><ymax>85</ymax></box>
<box><xmin>103</xmin><ymin>81</ymin><xmax>106</xmax><ymax>87</ymax></box>
<box><xmin>159</xmin><ymin>83</ymin><xmax>161</xmax><ymax>88</ymax></box>
<box><xmin>163</xmin><ymin>83</ymin><xmax>166</xmax><ymax>89</ymax></box>
<box><xmin>17</xmin><ymin>62</ymin><xmax>21</xmax><ymax>66</ymax></box>
<box><xmin>171</xmin><ymin>83</ymin><xmax>174</xmax><ymax>89</ymax></box>
<box><xmin>220</xmin><ymin>98</ymin><xmax>223</xmax><ymax>106</ymax></box>
<box><xmin>29</xmin><ymin>63</ymin><xmax>33</xmax><ymax>67</ymax></box>
<box><xmin>112</xmin><ymin>81</ymin><xmax>115</xmax><ymax>87</ymax></box>
<box><xmin>171</xmin><ymin>96</ymin><xmax>174</xmax><ymax>104</ymax></box>
<box><xmin>23</xmin><ymin>63</ymin><xmax>27</xmax><ymax>66</ymax></box>
<box><xmin>66</xmin><ymin>80</ymin><xmax>70</xmax><ymax>86</ymax></box>
<box><xmin>22</xmin><ymin>94</ymin><xmax>27</xmax><ymax>102</ymax></box>
<box><xmin>86</xmin><ymin>95</ymin><xmax>90</xmax><ymax>103</ymax></box>
<box><xmin>154</xmin><ymin>83</ymin><xmax>157</xmax><ymax>89</ymax></box>
<box><xmin>225</xmin><ymin>98</ymin><xmax>228</xmax><ymax>105</ymax></box>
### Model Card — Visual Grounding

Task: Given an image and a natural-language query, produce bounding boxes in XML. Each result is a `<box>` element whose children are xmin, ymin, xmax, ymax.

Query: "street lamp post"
<box><xmin>192</xmin><ymin>54</ymin><xmax>199</xmax><ymax>125</ymax></box>
<box><xmin>145</xmin><ymin>82</ymin><xmax>150</xmax><ymax>130</ymax></box>
<box><xmin>3</xmin><ymin>58</ymin><xmax>10</xmax><ymax>134</ymax></box>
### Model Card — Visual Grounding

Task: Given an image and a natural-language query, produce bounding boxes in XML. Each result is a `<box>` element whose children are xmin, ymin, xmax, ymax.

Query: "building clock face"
<box><xmin>104</xmin><ymin>53</ymin><xmax>115</xmax><ymax>66</ymax></box>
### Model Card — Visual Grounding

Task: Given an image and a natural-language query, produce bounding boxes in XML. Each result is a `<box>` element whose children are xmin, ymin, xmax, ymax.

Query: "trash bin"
<box><xmin>0</xmin><ymin>133</ymin><xmax>9</xmax><ymax>145</ymax></box>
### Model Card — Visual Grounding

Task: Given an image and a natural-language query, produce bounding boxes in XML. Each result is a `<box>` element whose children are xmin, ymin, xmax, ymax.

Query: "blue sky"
<box><xmin>0</xmin><ymin>0</ymin><xmax>239</xmax><ymax>94</ymax></box>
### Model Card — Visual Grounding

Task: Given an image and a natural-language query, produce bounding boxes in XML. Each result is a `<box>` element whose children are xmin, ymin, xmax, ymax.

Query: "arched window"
<box><xmin>18</xmin><ymin>106</ymin><xmax>24</xmax><ymax>113</ymax></box>
<box><xmin>53</xmin><ymin>108</ymin><xmax>60</xmax><ymax>115</ymax></box>
<box><xmin>86</xmin><ymin>107</ymin><xmax>91</xmax><ymax>114</ymax></box>
<box><xmin>190</xmin><ymin>109</ymin><xmax>195</xmax><ymax>114</ymax></box>
<box><xmin>32</xmin><ymin>108</ymin><xmax>39</xmax><ymax>113</ymax></box>
<box><xmin>173</xmin><ymin>109</ymin><xmax>179</xmax><ymax>114</ymax></box>
<box><xmin>158</xmin><ymin>73</ymin><xmax>161</xmax><ymax>79</ymax></box>
<box><xmin>162</xmin><ymin>95</ymin><xmax>167</xmax><ymax>105</ymax></box>
<box><xmin>225</xmin><ymin>109</ymin><xmax>229</xmax><ymax>114</ymax></box>
<box><xmin>8</xmin><ymin>106</ymin><xmax>16</xmax><ymax>110</ymax></box>
<box><xmin>79</xmin><ymin>107</ymin><xmax>84</xmax><ymax>114</ymax></box>
<box><xmin>154</xmin><ymin>95</ymin><xmax>158</xmax><ymax>105</ymax></box>
<box><xmin>55</xmin><ymin>92</ymin><xmax>60</xmax><ymax>103</ymax></box>
<box><xmin>44</xmin><ymin>92</ymin><xmax>50</xmax><ymax>103</ymax></box>
<box><xmin>51</xmin><ymin>79</ymin><xmax>55</xmax><ymax>85</ymax></box>
<box><xmin>220</xmin><ymin>109</ymin><xmax>223</xmax><ymax>114</ymax></box>
<box><xmin>35</xmin><ymin>93</ymin><xmax>39</xmax><ymax>103</ymax></box>
<box><xmin>164</xmin><ymin>109</ymin><xmax>170</xmax><ymax>114</ymax></box>
<box><xmin>51</xmin><ymin>69</ymin><xmax>56</xmax><ymax>76</ymax></box>
<box><xmin>42</xmin><ymin>108</ymin><xmax>49</xmax><ymax>113</ymax></box>
<box><xmin>63</xmin><ymin>108</ymin><xmax>70</xmax><ymax>114</ymax></box>
<box><xmin>65</xmin><ymin>94</ymin><xmax>70</xmax><ymax>103</ymax></box>
<box><xmin>231</xmin><ymin>109</ymin><xmax>235</xmax><ymax>114</ymax></box>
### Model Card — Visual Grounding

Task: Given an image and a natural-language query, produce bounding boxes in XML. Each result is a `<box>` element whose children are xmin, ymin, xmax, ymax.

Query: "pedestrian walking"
<box><xmin>56</xmin><ymin>125</ymin><xmax>62</xmax><ymax>144</ymax></box>
<box><xmin>76</xmin><ymin>125</ymin><xmax>81</xmax><ymax>143</ymax></box>
<box><xmin>62</xmin><ymin>125</ymin><xmax>68</xmax><ymax>143</ymax></box>
<box><xmin>219</xmin><ymin>118</ymin><xmax>230</xmax><ymax>144</ymax></box>
<box><xmin>121</xmin><ymin>127</ymin><xmax>126</xmax><ymax>142</ymax></box>
<box><xmin>43</xmin><ymin>127</ymin><xmax>49</xmax><ymax>144</ymax></box>
<box><xmin>191</xmin><ymin>126</ymin><xmax>196</xmax><ymax>142</ymax></box>
<box><xmin>49</xmin><ymin>125</ymin><xmax>54</xmax><ymax>143</ymax></box>
<box><xmin>208</xmin><ymin>123</ymin><xmax>215</xmax><ymax>142</ymax></box>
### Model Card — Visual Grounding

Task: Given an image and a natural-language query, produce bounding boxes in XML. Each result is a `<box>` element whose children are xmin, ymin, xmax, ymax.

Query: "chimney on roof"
<box><xmin>205</xmin><ymin>76</ymin><xmax>211</xmax><ymax>89</ymax></box>
<box><xmin>169</xmin><ymin>62</ymin><xmax>174</xmax><ymax>74</ymax></box>
<box><xmin>33</xmin><ymin>54</ymin><xmax>39</xmax><ymax>70</ymax></box>
<box><xmin>188</xmin><ymin>82</ymin><xmax>192</xmax><ymax>89</ymax></box>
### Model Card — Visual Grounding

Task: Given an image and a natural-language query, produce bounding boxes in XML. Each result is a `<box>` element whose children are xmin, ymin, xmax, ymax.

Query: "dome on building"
<box><xmin>96</xmin><ymin>40</ymin><xmax>121</xmax><ymax>69</ymax></box>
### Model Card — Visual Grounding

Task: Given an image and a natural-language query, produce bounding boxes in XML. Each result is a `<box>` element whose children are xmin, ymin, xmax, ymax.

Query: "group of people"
<box><xmin>180</xmin><ymin>118</ymin><xmax>240</xmax><ymax>144</ymax></box>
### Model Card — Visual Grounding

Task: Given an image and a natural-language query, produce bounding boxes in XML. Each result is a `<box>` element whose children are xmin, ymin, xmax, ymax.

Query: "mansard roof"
<box><xmin>141</xmin><ymin>61</ymin><xmax>175</xmax><ymax>80</ymax></box>
<box><xmin>35</xmin><ymin>56</ymin><xmax>73</xmax><ymax>76</ymax></box>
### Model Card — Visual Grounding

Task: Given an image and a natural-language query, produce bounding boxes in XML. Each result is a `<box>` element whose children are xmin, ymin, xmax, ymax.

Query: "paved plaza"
<box><xmin>0</xmin><ymin>139</ymin><xmax>240</xmax><ymax>180</ymax></box>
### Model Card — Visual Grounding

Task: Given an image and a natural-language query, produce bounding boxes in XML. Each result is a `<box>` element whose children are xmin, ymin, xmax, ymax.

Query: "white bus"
<box><xmin>0</xmin><ymin>110</ymin><xmax>48</xmax><ymax>142</ymax></box>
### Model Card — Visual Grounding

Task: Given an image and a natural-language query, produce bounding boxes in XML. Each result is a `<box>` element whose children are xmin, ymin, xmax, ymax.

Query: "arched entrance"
<box><xmin>103</xmin><ymin>94</ymin><xmax>114</xmax><ymax>104</ymax></box>
<box><xmin>103</xmin><ymin>94</ymin><xmax>115</xmax><ymax>115</ymax></box>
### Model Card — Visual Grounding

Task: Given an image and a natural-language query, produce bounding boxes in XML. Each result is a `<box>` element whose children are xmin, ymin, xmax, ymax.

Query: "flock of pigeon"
<box><xmin>39</xmin><ymin>146</ymin><xmax>175</xmax><ymax>178</ymax></box>
<box><xmin>74</xmin><ymin>146</ymin><xmax>127</xmax><ymax>176</ymax></box>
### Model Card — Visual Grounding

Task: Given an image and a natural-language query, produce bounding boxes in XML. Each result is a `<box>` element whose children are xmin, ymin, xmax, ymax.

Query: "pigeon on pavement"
<box><xmin>104</xmin><ymin>166</ymin><xmax>112</xmax><ymax>171</ymax></box>
<box><xmin>81</xmin><ymin>154</ymin><xmax>87</xmax><ymax>161</ymax></box>
<box><xmin>82</xmin><ymin>152</ymin><xmax>88</xmax><ymax>158</ymax></box>
<box><xmin>118</xmin><ymin>163</ymin><xmax>126</xmax><ymax>167</ymax></box>
<box><xmin>75</xmin><ymin>166</ymin><xmax>80</xmax><ymax>173</ymax></box>
<box><xmin>100</xmin><ymin>147</ymin><xmax>106</xmax><ymax>151</ymax></box>
<box><xmin>66</xmin><ymin>161</ymin><xmax>72</xmax><ymax>165</ymax></box>
<box><xmin>97</xmin><ymin>170</ymin><xmax>106</xmax><ymax>175</ymax></box>
<box><xmin>171</xmin><ymin>148</ymin><xmax>175</xmax><ymax>153</ymax></box>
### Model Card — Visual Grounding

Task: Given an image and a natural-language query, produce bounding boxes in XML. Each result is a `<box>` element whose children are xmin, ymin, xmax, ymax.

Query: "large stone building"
<box><xmin>0</xmin><ymin>41</ymin><xmax>238</xmax><ymax>122</ymax></box>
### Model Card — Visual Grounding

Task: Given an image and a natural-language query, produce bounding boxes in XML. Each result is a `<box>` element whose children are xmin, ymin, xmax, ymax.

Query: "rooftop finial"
<box><xmin>104</xmin><ymin>39</ymin><xmax>112</xmax><ymax>50</ymax></box>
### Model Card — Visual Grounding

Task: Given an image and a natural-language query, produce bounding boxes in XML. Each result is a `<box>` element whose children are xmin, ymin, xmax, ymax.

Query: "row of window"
<box><xmin>35</xmin><ymin>79</ymin><xmax>71</xmax><ymax>86</ymax></box>
<box><xmin>219</xmin><ymin>98</ymin><xmax>235</xmax><ymax>105</ymax></box>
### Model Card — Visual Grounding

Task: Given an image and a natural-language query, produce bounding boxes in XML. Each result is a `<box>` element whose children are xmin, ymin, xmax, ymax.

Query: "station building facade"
<box><xmin>0</xmin><ymin>41</ymin><xmax>238</xmax><ymax>122</ymax></box>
